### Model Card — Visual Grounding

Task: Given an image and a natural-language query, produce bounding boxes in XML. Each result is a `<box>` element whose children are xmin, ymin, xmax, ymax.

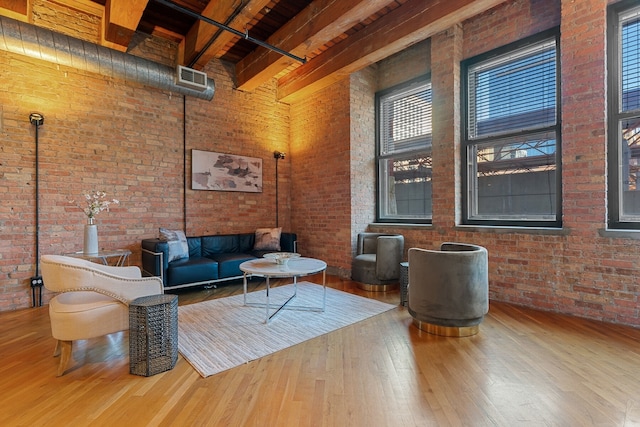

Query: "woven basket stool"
<box><xmin>129</xmin><ymin>294</ymin><xmax>178</xmax><ymax>376</ymax></box>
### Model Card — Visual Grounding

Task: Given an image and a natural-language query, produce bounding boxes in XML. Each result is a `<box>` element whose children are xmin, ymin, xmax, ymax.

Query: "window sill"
<box><xmin>599</xmin><ymin>229</ymin><xmax>640</xmax><ymax>239</ymax></box>
<box><xmin>454</xmin><ymin>225</ymin><xmax>569</xmax><ymax>235</ymax></box>
<box><xmin>369</xmin><ymin>222</ymin><xmax>433</xmax><ymax>229</ymax></box>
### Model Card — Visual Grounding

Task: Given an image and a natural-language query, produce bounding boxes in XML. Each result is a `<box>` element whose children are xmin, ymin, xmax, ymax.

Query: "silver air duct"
<box><xmin>0</xmin><ymin>15</ymin><xmax>215</xmax><ymax>101</ymax></box>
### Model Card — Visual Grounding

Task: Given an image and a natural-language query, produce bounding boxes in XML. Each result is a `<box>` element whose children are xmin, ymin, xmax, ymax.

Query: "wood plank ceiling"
<box><xmin>0</xmin><ymin>0</ymin><xmax>507</xmax><ymax>103</ymax></box>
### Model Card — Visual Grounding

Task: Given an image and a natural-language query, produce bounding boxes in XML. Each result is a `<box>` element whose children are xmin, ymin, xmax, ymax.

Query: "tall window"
<box><xmin>608</xmin><ymin>1</ymin><xmax>640</xmax><ymax>229</ymax></box>
<box><xmin>461</xmin><ymin>29</ymin><xmax>561</xmax><ymax>227</ymax></box>
<box><xmin>376</xmin><ymin>76</ymin><xmax>432</xmax><ymax>223</ymax></box>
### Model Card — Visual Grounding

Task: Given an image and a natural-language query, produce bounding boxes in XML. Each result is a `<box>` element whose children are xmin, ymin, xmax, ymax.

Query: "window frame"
<box><xmin>375</xmin><ymin>74</ymin><xmax>433</xmax><ymax>224</ymax></box>
<box><xmin>461</xmin><ymin>28</ymin><xmax>562</xmax><ymax>228</ymax></box>
<box><xmin>607</xmin><ymin>0</ymin><xmax>640</xmax><ymax>230</ymax></box>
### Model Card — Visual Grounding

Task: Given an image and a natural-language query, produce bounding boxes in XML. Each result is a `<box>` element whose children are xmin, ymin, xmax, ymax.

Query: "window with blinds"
<box><xmin>608</xmin><ymin>2</ymin><xmax>640</xmax><ymax>228</ymax></box>
<box><xmin>376</xmin><ymin>77</ymin><xmax>433</xmax><ymax>223</ymax></box>
<box><xmin>468</xmin><ymin>40</ymin><xmax>557</xmax><ymax>139</ymax></box>
<box><xmin>379</xmin><ymin>82</ymin><xmax>432</xmax><ymax>155</ymax></box>
<box><xmin>462</xmin><ymin>30</ymin><xmax>561</xmax><ymax>227</ymax></box>
<box><xmin>621</xmin><ymin>7</ymin><xmax>640</xmax><ymax>113</ymax></box>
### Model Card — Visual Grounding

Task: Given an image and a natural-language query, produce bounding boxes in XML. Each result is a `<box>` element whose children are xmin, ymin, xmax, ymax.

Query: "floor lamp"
<box><xmin>30</xmin><ymin>112</ymin><xmax>45</xmax><ymax>307</ymax></box>
<box><xmin>274</xmin><ymin>151</ymin><xmax>285</xmax><ymax>228</ymax></box>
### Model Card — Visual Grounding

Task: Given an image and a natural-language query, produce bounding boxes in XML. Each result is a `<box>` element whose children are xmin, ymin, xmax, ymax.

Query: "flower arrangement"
<box><xmin>73</xmin><ymin>190</ymin><xmax>119</xmax><ymax>222</ymax></box>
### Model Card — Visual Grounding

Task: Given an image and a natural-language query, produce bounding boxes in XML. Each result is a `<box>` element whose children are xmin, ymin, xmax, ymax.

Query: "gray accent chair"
<box><xmin>352</xmin><ymin>232</ymin><xmax>404</xmax><ymax>291</ymax></box>
<box><xmin>408</xmin><ymin>243</ymin><xmax>489</xmax><ymax>336</ymax></box>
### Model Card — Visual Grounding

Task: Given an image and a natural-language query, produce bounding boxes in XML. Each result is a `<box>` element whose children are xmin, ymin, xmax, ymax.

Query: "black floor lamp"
<box><xmin>274</xmin><ymin>151</ymin><xmax>285</xmax><ymax>228</ymax></box>
<box><xmin>29</xmin><ymin>112</ymin><xmax>44</xmax><ymax>307</ymax></box>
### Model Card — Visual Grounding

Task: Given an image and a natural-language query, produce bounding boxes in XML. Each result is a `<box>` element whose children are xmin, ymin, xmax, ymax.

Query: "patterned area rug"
<box><xmin>178</xmin><ymin>282</ymin><xmax>396</xmax><ymax>378</ymax></box>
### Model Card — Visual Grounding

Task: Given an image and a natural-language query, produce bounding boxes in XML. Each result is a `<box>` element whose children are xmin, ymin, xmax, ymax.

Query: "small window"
<box><xmin>608</xmin><ymin>1</ymin><xmax>640</xmax><ymax>229</ymax></box>
<box><xmin>462</xmin><ymin>29</ymin><xmax>561</xmax><ymax>227</ymax></box>
<box><xmin>376</xmin><ymin>77</ymin><xmax>432</xmax><ymax>223</ymax></box>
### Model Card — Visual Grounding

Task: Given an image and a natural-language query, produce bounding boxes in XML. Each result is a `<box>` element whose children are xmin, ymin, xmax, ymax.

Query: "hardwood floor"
<box><xmin>1</xmin><ymin>275</ymin><xmax>640</xmax><ymax>426</ymax></box>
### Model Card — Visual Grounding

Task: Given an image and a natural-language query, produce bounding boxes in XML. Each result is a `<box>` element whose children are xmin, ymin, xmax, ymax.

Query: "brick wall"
<box><xmin>370</xmin><ymin>0</ymin><xmax>640</xmax><ymax>326</ymax></box>
<box><xmin>0</xmin><ymin>39</ymin><xmax>290</xmax><ymax>311</ymax></box>
<box><xmin>290</xmin><ymin>77</ymin><xmax>352</xmax><ymax>274</ymax></box>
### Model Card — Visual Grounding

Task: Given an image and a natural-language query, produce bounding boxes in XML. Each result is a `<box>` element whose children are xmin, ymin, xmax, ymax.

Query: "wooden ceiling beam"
<box><xmin>235</xmin><ymin>0</ymin><xmax>396</xmax><ymax>92</ymax></box>
<box><xmin>103</xmin><ymin>0</ymin><xmax>148</xmax><ymax>49</ymax></box>
<box><xmin>181</xmin><ymin>0</ymin><xmax>272</xmax><ymax>70</ymax></box>
<box><xmin>277</xmin><ymin>0</ymin><xmax>507</xmax><ymax>104</ymax></box>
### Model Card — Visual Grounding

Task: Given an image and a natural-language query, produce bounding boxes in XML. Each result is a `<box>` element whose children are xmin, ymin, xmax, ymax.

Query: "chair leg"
<box><xmin>54</xmin><ymin>340</ymin><xmax>73</xmax><ymax>376</ymax></box>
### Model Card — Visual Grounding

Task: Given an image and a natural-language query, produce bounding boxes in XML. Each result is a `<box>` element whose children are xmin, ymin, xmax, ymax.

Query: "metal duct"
<box><xmin>0</xmin><ymin>15</ymin><xmax>215</xmax><ymax>101</ymax></box>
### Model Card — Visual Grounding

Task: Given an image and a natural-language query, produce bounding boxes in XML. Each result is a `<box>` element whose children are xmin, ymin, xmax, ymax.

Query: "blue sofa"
<box><xmin>141</xmin><ymin>232</ymin><xmax>297</xmax><ymax>290</ymax></box>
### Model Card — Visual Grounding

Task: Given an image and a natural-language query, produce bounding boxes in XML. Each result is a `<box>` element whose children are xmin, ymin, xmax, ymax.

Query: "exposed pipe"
<box><xmin>0</xmin><ymin>16</ymin><xmax>215</xmax><ymax>101</ymax></box>
<box><xmin>153</xmin><ymin>0</ymin><xmax>306</xmax><ymax>65</ymax></box>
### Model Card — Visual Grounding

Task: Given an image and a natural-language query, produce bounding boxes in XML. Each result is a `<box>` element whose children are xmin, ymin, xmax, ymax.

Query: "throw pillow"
<box><xmin>159</xmin><ymin>228</ymin><xmax>189</xmax><ymax>262</ymax></box>
<box><xmin>253</xmin><ymin>227</ymin><xmax>282</xmax><ymax>251</ymax></box>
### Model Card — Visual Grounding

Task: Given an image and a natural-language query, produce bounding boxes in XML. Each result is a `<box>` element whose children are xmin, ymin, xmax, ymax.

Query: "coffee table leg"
<box><xmin>243</xmin><ymin>273</ymin><xmax>248</xmax><ymax>306</ymax></box>
<box><xmin>265</xmin><ymin>276</ymin><xmax>270</xmax><ymax>323</ymax></box>
<box><xmin>322</xmin><ymin>269</ymin><xmax>326</xmax><ymax>312</ymax></box>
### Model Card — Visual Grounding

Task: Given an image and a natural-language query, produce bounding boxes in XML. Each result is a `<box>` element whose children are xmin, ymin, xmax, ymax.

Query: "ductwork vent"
<box><xmin>176</xmin><ymin>65</ymin><xmax>208</xmax><ymax>91</ymax></box>
<box><xmin>0</xmin><ymin>16</ymin><xmax>215</xmax><ymax>101</ymax></box>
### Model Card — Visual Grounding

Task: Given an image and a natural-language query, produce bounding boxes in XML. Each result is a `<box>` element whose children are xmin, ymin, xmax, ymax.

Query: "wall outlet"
<box><xmin>30</xmin><ymin>276</ymin><xmax>43</xmax><ymax>288</ymax></box>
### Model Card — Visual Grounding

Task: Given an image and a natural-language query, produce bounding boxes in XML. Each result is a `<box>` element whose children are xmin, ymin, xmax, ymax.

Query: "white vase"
<box><xmin>84</xmin><ymin>221</ymin><xmax>99</xmax><ymax>255</ymax></box>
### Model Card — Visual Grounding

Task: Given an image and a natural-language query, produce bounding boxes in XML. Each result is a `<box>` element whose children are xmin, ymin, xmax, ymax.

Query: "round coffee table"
<box><xmin>240</xmin><ymin>257</ymin><xmax>327</xmax><ymax>323</ymax></box>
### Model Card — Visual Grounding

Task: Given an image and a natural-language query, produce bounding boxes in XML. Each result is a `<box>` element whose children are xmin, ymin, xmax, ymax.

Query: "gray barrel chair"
<box><xmin>352</xmin><ymin>232</ymin><xmax>404</xmax><ymax>291</ymax></box>
<box><xmin>408</xmin><ymin>242</ymin><xmax>489</xmax><ymax>336</ymax></box>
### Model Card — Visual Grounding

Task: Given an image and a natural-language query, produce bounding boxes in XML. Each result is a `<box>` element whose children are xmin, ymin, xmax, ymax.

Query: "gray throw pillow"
<box><xmin>159</xmin><ymin>228</ymin><xmax>189</xmax><ymax>262</ymax></box>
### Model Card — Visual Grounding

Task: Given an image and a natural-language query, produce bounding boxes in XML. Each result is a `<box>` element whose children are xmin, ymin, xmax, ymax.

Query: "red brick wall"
<box><xmin>371</xmin><ymin>0</ymin><xmax>640</xmax><ymax>326</ymax></box>
<box><xmin>350</xmin><ymin>67</ymin><xmax>378</xmax><ymax>266</ymax></box>
<box><xmin>0</xmin><ymin>53</ymin><xmax>290</xmax><ymax>311</ymax></box>
<box><xmin>290</xmin><ymin>77</ymin><xmax>352</xmax><ymax>273</ymax></box>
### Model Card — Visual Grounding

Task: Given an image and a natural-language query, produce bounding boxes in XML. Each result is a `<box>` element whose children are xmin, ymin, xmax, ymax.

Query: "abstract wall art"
<box><xmin>191</xmin><ymin>149</ymin><xmax>263</xmax><ymax>193</ymax></box>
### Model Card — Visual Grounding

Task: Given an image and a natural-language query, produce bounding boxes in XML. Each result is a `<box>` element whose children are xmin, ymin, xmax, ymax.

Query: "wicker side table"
<box><xmin>400</xmin><ymin>262</ymin><xmax>409</xmax><ymax>307</ymax></box>
<box><xmin>129</xmin><ymin>294</ymin><xmax>178</xmax><ymax>376</ymax></box>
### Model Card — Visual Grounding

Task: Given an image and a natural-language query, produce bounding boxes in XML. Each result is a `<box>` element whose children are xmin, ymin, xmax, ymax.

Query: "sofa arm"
<box><xmin>280</xmin><ymin>233</ymin><xmax>297</xmax><ymax>253</ymax></box>
<box><xmin>141</xmin><ymin>239</ymin><xmax>168</xmax><ymax>285</ymax></box>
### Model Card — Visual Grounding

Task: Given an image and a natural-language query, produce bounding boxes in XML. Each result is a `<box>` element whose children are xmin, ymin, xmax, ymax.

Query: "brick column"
<box><xmin>560</xmin><ymin>0</ymin><xmax>607</xmax><ymax>233</ymax></box>
<box><xmin>431</xmin><ymin>24</ymin><xmax>463</xmax><ymax>229</ymax></box>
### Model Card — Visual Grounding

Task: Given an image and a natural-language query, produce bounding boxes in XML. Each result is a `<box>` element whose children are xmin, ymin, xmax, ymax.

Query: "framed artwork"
<box><xmin>191</xmin><ymin>149</ymin><xmax>263</xmax><ymax>192</ymax></box>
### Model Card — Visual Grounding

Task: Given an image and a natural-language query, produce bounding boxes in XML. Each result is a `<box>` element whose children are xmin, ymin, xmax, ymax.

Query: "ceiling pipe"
<box><xmin>0</xmin><ymin>16</ymin><xmax>215</xmax><ymax>101</ymax></box>
<box><xmin>153</xmin><ymin>0</ymin><xmax>306</xmax><ymax>65</ymax></box>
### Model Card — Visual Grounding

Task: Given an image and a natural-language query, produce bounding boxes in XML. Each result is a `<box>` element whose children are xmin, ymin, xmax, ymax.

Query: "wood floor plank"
<box><xmin>1</xmin><ymin>276</ymin><xmax>639</xmax><ymax>426</ymax></box>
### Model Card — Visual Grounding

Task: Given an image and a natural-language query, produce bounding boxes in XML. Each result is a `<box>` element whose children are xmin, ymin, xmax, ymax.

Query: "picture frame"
<box><xmin>191</xmin><ymin>149</ymin><xmax>263</xmax><ymax>193</ymax></box>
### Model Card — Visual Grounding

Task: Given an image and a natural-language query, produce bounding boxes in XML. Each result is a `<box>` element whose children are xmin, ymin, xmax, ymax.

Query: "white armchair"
<box><xmin>41</xmin><ymin>255</ymin><xmax>164</xmax><ymax>376</ymax></box>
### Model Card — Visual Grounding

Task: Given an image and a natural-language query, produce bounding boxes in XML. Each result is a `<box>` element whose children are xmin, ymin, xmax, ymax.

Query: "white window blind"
<box><xmin>468</xmin><ymin>39</ymin><xmax>557</xmax><ymax>139</ymax></box>
<box><xmin>622</xmin><ymin>8</ymin><xmax>640</xmax><ymax>113</ymax></box>
<box><xmin>379</xmin><ymin>83</ymin><xmax>432</xmax><ymax>155</ymax></box>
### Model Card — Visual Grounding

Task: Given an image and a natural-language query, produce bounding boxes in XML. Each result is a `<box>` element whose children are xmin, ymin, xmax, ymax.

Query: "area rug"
<box><xmin>178</xmin><ymin>282</ymin><xmax>395</xmax><ymax>378</ymax></box>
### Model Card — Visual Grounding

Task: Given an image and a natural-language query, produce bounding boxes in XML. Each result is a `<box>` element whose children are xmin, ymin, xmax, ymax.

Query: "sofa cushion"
<box><xmin>253</xmin><ymin>227</ymin><xmax>282</xmax><ymax>251</ymax></box>
<box><xmin>159</xmin><ymin>228</ymin><xmax>189</xmax><ymax>262</ymax></box>
<box><xmin>187</xmin><ymin>236</ymin><xmax>202</xmax><ymax>258</ymax></box>
<box><xmin>166</xmin><ymin>257</ymin><xmax>218</xmax><ymax>286</ymax></box>
<box><xmin>208</xmin><ymin>253</ymin><xmax>256</xmax><ymax>279</ymax></box>
<box><xmin>202</xmin><ymin>235</ymin><xmax>239</xmax><ymax>256</ymax></box>
<box><xmin>238</xmin><ymin>233</ymin><xmax>255</xmax><ymax>252</ymax></box>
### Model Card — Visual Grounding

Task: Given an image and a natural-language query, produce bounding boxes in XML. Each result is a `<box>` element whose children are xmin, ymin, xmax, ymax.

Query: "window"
<box><xmin>376</xmin><ymin>76</ymin><xmax>432</xmax><ymax>223</ymax></box>
<box><xmin>608</xmin><ymin>1</ymin><xmax>640</xmax><ymax>229</ymax></box>
<box><xmin>461</xmin><ymin>29</ymin><xmax>561</xmax><ymax>227</ymax></box>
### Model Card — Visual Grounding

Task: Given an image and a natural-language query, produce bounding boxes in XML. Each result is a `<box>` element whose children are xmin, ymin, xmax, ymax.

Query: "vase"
<box><xmin>83</xmin><ymin>218</ymin><xmax>98</xmax><ymax>255</ymax></box>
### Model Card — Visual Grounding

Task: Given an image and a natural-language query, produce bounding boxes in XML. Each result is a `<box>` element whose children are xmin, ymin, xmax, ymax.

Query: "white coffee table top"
<box><xmin>240</xmin><ymin>257</ymin><xmax>327</xmax><ymax>278</ymax></box>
